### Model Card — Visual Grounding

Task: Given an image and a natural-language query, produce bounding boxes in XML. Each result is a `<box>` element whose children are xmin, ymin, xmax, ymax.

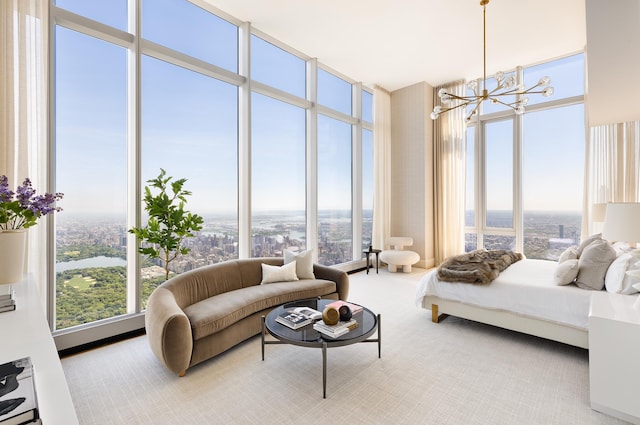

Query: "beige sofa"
<box><xmin>145</xmin><ymin>257</ymin><xmax>349</xmax><ymax>376</ymax></box>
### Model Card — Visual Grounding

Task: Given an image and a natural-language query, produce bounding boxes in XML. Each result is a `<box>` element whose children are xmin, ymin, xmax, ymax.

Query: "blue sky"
<box><xmin>54</xmin><ymin>0</ymin><xmax>583</xmax><ymax>216</ymax></box>
<box><xmin>54</xmin><ymin>0</ymin><xmax>366</xmax><ymax>215</ymax></box>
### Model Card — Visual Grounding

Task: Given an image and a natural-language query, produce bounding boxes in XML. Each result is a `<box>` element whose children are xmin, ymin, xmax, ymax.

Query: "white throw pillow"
<box><xmin>606</xmin><ymin>253</ymin><xmax>640</xmax><ymax>294</ymax></box>
<box><xmin>554</xmin><ymin>259</ymin><xmax>579</xmax><ymax>285</ymax></box>
<box><xmin>612</xmin><ymin>241</ymin><xmax>632</xmax><ymax>256</ymax></box>
<box><xmin>558</xmin><ymin>246</ymin><xmax>579</xmax><ymax>263</ymax></box>
<box><xmin>284</xmin><ymin>249</ymin><xmax>315</xmax><ymax>279</ymax></box>
<box><xmin>604</xmin><ymin>253</ymin><xmax>632</xmax><ymax>293</ymax></box>
<box><xmin>575</xmin><ymin>239</ymin><xmax>616</xmax><ymax>290</ymax></box>
<box><xmin>577</xmin><ymin>233</ymin><xmax>602</xmax><ymax>256</ymax></box>
<box><xmin>260</xmin><ymin>261</ymin><xmax>298</xmax><ymax>284</ymax></box>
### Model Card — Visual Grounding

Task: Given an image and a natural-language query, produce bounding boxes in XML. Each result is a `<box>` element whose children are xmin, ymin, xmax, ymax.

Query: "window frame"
<box><xmin>465</xmin><ymin>53</ymin><xmax>586</xmax><ymax>255</ymax></box>
<box><xmin>49</xmin><ymin>0</ymin><xmax>373</xmax><ymax>349</ymax></box>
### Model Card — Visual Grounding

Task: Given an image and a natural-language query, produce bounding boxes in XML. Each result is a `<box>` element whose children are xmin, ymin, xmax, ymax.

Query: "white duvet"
<box><xmin>415</xmin><ymin>259</ymin><xmax>592</xmax><ymax>330</ymax></box>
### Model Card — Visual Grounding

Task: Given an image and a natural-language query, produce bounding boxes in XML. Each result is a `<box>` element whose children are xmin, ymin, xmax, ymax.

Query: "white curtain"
<box><xmin>433</xmin><ymin>80</ymin><xmax>466</xmax><ymax>264</ymax></box>
<box><xmin>372</xmin><ymin>86</ymin><xmax>391</xmax><ymax>251</ymax></box>
<box><xmin>0</xmin><ymin>0</ymin><xmax>49</xmax><ymax>301</ymax></box>
<box><xmin>583</xmin><ymin>121</ymin><xmax>640</xmax><ymax>235</ymax></box>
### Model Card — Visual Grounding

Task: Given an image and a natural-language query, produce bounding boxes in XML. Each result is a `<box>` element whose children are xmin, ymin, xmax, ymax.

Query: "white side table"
<box><xmin>589</xmin><ymin>291</ymin><xmax>640</xmax><ymax>424</ymax></box>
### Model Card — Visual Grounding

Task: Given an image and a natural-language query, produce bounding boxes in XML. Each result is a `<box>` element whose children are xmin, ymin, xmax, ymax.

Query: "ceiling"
<box><xmin>201</xmin><ymin>0</ymin><xmax>586</xmax><ymax>92</ymax></box>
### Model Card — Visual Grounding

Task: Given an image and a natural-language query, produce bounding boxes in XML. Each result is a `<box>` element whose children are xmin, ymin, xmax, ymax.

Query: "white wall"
<box><xmin>586</xmin><ymin>0</ymin><xmax>640</xmax><ymax>126</ymax></box>
<box><xmin>389</xmin><ymin>82</ymin><xmax>435</xmax><ymax>269</ymax></box>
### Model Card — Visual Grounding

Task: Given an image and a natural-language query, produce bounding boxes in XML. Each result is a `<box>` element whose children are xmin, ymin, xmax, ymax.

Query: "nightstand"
<box><xmin>589</xmin><ymin>291</ymin><xmax>640</xmax><ymax>424</ymax></box>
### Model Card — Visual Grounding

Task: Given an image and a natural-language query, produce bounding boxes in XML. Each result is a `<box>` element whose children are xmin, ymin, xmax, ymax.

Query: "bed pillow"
<box><xmin>575</xmin><ymin>239</ymin><xmax>616</xmax><ymax>290</ymax></box>
<box><xmin>284</xmin><ymin>249</ymin><xmax>315</xmax><ymax>279</ymax></box>
<box><xmin>612</xmin><ymin>241</ymin><xmax>633</xmax><ymax>256</ymax></box>
<box><xmin>260</xmin><ymin>261</ymin><xmax>299</xmax><ymax>284</ymax></box>
<box><xmin>605</xmin><ymin>253</ymin><xmax>640</xmax><ymax>294</ymax></box>
<box><xmin>553</xmin><ymin>259</ymin><xmax>579</xmax><ymax>285</ymax></box>
<box><xmin>577</xmin><ymin>233</ymin><xmax>602</xmax><ymax>256</ymax></box>
<box><xmin>558</xmin><ymin>246</ymin><xmax>579</xmax><ymax>263</ymax></box>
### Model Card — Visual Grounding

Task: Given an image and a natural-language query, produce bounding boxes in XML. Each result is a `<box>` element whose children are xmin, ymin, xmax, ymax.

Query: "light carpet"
<box><xmin>61</xmin><ymin>268</ymin><xmax>628</xmax><ymax>425</ymax></box>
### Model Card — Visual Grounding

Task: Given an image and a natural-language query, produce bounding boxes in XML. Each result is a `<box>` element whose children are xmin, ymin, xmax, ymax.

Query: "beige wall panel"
<box><xmin>389</xmin><ymin>82</ymin><xmax>434</xmax><ymax>269</ymax></box>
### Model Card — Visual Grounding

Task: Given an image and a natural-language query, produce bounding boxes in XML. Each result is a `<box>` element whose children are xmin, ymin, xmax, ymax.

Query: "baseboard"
<box><xmin>58</xmin><ymin>327</ymin><xmax>145</xmax><ymax>358</ymax></box>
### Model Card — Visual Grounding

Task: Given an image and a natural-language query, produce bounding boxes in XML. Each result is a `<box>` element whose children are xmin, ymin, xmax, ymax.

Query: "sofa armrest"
<box><xmin>313</xmin><ymin>263</ymin><xmax>349</xmax><ymax>300</ymax></box>
<box><xmin>145</xmin><ymin>287</ymin><xmax>193</xmax><ymax>376</ymax></box>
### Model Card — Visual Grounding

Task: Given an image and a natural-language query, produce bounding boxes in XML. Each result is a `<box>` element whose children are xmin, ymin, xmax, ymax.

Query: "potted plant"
<box><xmin>0</xmin><ymin>176</ymin><xmax>63</xmax><ymax>284</ymax></box>
<box><xmin>129</xmin><ymin>169</ymin><xmax>203</xmax><ymax>281</ymax></box>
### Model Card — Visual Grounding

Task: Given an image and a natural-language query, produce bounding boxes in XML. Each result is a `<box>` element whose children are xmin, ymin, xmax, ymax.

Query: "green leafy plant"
<box><xmin>129</xmin><ymin>169</ymin><xmax>203</xmax><ymax>281</ymax></box>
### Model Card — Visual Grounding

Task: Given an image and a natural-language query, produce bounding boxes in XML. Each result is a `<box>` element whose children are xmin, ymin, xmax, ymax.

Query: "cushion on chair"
<box><xmin>387</xmin><ymin>237</ymin><xmax>414</xmax><ymax>250</ymax></box>
<box><xmin>380</xmin><ymin>250</ymin><xmax>420</xmax><ymax>266</ymax></box>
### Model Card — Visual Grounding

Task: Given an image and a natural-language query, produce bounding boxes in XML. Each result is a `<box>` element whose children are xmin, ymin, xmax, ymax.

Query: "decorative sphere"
<box><xmin>338</xmin><ymin>305</ymin><xmax>352</xmax><ymax>321</ymax></box>
<box><xmin>322</xmin><ymin>306</ymin><xmax>340</xmax><ymax>325</ymax></box>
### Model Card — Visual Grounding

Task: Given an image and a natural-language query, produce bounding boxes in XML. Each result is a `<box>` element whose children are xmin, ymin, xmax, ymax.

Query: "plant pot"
<box><xmin>0</xmin><ymin>230</ymin><xmax>27</xmax><ymax>284</ymax></box>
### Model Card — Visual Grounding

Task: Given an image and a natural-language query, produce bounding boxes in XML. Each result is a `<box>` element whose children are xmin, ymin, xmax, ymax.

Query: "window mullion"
<box><xmin>306</xmin><ymin>58</ymin><xmax>318</xmax><ymax>261</ymax></box>
<box><xmin>238</xmin><ymin>22</ymin><xmax>252</xmax><ymax>259</ymax></box>
<box><xmin>125</xmin><ymin>0</ymin><xmax>142</xmax><ymax>314</ymax></box>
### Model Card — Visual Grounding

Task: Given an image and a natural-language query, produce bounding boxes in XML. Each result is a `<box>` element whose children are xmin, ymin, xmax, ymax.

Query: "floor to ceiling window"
<box><xmin>465</xmin><ymin>53</ymin><xmax>585</xmax><ymax>260</ymax></box>
<box><xmin>54</xmin><ymin>26</ymin><xmax>128</xmax><ymax>329</ymax></box>
<box><xmin>251</xmin><ymin>93</ymin><xmax>306</xmax><ymax>256</ymax></box>
<box><xmin>51</xmin><ymin>0</ymin><xmax>373</xmax><ymax>345</ymax></box>
<box><xmin>141</xmin><ymin>56</ymin><xmax>239</xmax><ymax>307</ymax></box>
<box><xmin>318</xmin><ymin>114</ymin><xmax>353</xmax><ymax>265</ymax></box>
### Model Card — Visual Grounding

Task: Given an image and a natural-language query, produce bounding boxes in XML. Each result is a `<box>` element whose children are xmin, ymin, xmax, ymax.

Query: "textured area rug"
<box><xmin>61</xmin><ymin>269</ymin><xmax>628</xmax><ymax>425</ymax></box>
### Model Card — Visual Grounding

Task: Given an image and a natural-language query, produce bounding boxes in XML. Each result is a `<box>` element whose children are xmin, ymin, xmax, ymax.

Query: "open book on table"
<box><xmin>275</xmin><ymin>306</ymin><xmax>322</xmax><ymax>329</ymax></box>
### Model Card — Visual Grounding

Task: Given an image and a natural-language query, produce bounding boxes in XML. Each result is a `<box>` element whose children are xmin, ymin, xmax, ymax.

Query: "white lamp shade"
<box><xmin>602</xmin><ymin>202</ymin><xmax>640</xmax><ymax>243</ymax></box>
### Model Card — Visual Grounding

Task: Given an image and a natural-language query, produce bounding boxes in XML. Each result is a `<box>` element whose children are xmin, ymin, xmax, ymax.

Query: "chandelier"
<box><xmin>431</xmin><ymin>0</ymin><xmax>554</xmax><ymax>121</ymax></box>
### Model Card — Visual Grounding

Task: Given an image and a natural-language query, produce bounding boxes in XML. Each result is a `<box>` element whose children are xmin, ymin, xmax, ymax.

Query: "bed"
<box><xmin>415</xmin><ymin>259</ymin><xmax>591</xmax><ymax>348</ymax></box>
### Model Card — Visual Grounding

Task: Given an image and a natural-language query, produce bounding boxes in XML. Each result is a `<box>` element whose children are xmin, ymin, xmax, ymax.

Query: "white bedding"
<box><xmin>416</xmin><ymin>259</ymin><xmax>592</xmax><ymax>330</ymax></box>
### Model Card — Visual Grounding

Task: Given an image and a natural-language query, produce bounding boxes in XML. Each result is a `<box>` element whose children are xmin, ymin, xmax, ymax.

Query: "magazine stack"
<box><xmin>0</xmin><ymin>356</ymin><xmax>40</xmax><ymax>424</ymax></box>
<box><xmin>313</xmin><ymin>318</ymin><xmax>359</xmax><ymax>338</ymax></box>
<box><xmin>0</xmin><ymin>285</ymin><xmax>15</xmax><ymax>314</ymax></box>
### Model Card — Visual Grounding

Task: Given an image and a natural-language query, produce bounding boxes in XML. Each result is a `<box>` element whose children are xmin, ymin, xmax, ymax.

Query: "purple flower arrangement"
<box><xmin>0</xmin><ymin>175</ymin><xmax>63</xmax><ymax>230</ymax></box>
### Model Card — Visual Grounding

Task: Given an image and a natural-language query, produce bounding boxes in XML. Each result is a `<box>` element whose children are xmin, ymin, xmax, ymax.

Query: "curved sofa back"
<box><xmin>160</xmin><ymin>257</ymin><xmax>283</xmax><ymax>309</ymax></box>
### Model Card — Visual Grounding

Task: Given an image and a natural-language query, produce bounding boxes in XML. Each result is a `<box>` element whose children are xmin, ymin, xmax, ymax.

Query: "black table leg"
<box><xmin>377</xmin><ymin>314</ymin><xmax>382</xmax><ymax>358</ymax></box>
<box><xmin>375</xmin><ymin>252</ymin><xmax>379</xmax><ymax>274</ymax></box>
<box><xmin>261</xmin><ymin>315</ymin><xmax>265</xmax><ymax>361</ymax></box>
<box><xmin>322</xmin><ymin>342</ymin><xmax>327</xmax><ymax>398</ymax></box>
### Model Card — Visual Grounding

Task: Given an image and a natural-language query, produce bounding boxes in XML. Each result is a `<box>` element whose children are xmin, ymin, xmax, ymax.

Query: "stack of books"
<box><xmin>0</xmin><ymin>285</ymin><xmax>15</xmax><ymax>313</ymax></box>
<box><xmin>313</xmin><ymin>318</ymin><xmax>359</xmax><ymax>338</ymax></box>
<box><xmin>0</xmin><ymin>356</ymin><xmax>40</xmax><ymax>424</ymax></box>
<box><xmin>325</xmin><ymin>300</ymin><xmax>364</xmax><ymax>314</ymax></box>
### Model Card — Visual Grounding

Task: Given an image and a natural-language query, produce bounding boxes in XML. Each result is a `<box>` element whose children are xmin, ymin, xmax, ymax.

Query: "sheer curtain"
<box><xmin>372</xmin><ymin>86</ymin><xmax>391</xmax><ymax>250</ymax></box>
<box><xmin>583</xmin><ymin>121</ymin><xmax>640</xmax><ymax>235</ymax></box>
<box><xmin>0</xmin><ymin>0</ymin><xmax>49</xmax><ymax>301</ymax></box>
<box><xmin>433</xmin><ymin>80</ymin><xmax>466</xmax><ymax>264</ymax></box>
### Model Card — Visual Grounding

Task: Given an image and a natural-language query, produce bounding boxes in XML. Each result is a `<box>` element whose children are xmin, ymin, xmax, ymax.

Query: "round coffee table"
<box><xmin>261</xmin><ymin>298</ymin><xmax>381</xmax><ymax>398</ymax></box>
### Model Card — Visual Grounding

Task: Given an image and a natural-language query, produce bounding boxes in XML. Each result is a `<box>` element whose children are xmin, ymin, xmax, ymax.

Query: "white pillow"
<box><xmin>606</xmin><ymin>253</ymin><xmax>640</xmax><ymax>294</ymax></box>
<box><xmin>284</xmin><ymin>249</ymin><xmax>315</xmax><ymax>279</ymax></box>
<box><xmin>575</xmin><ymin>239</ymin><xmax>616</xmax><ymax>290</ymax></box>
<box><xmin>260</xmin><ymin>261</ymin><xmax>298</xmax><ymax>284</ymax></box>
<box><xmin>577</xmin><ymin>233</ymin><xmax>602</xmax><ymax>256</ymax></box>
<box><xmin>558</xmin><ymin>246</ymin><xmax>579</xmax><ymax>263</ymax></box>
<box><xmin>554</xmin><ymin>259</ymin><xmax>579</xmax><ymax>285</ymax></box>
<box><xmin>612</xmin><ymin>241</ymin><xmax>632</xmax><ymax>256</ymax></box>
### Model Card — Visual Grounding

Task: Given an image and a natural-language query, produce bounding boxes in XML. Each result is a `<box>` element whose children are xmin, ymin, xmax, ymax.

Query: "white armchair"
<box><xmin>379</xmin><ymin>237</ymin><xmax>420</xmax><ymax>272</ymax></box>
